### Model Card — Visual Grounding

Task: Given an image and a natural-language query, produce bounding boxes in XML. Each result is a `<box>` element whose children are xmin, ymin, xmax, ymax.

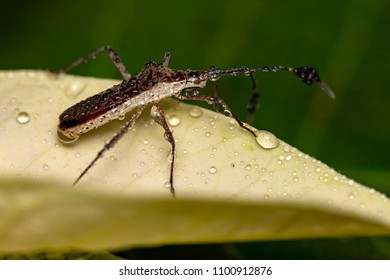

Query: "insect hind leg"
<box><xmin>54</xmin><ymin>45</ymin><xmax>131</xmax><ymax>80</ymax></box>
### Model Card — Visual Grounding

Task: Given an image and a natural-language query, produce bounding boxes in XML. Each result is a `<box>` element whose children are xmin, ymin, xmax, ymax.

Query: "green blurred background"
<box><xmin>1</xmin><ymin>0</ymin><xmax>389</xmax><ymax>259</ymax></box>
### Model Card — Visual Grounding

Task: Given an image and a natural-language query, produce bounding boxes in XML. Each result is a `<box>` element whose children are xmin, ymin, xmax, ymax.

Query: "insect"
<box><xmin>56</xmin><ymin>46</ymin><xmax>335</xmax><ymax>197</ymax></box>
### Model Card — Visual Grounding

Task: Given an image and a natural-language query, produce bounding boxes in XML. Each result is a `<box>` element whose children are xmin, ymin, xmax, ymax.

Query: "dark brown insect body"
<box><xmin>56</xmin><ymin>46</ymin><xmax>334</xmax><ymax>197</ymax></box>
<box><xmin>59</xmin><ymin>61</ymin><xmax>208</xmax><ymax>140</ymax></box>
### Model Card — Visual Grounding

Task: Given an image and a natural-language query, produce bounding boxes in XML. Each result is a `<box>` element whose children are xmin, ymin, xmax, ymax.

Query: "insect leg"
<box><xmin>150</xmin><ymin>103</ymin><xmax>176</xmax><ymax>198</ymax></box>
<box><xmin>246</xmin><ymin>73</ymin><xmax>260</xmax><ymax>125</ymax></box>
<box><xmin>176</xmin><ymin>94</ymin><xmax>257</xmax><ymax>137</ymax></box>
<box><xmin>54</xmin><ymin>45</ymin><xmax>131</xmax><ymax>80</ymax></box>
<box><xmin>73</xmin><ymin>105</ymin><xmax>146</xmax><ymax>185</ymax></box>
<box><xmin>213</xmin><ymin>79</ymin><xmax>220</xmax><ymax>98</ymax></box>
<box><xmin>161</xmin><ymin>52</ymin><xmax>171</xmax><ymax>67</ymax></box>
<box><xmin>207</xmin><ymin>66</ymin><xmax>220</xmax><ymax>98</ymax></box>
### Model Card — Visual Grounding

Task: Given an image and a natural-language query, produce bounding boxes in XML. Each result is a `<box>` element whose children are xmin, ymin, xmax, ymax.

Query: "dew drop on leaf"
<box><xmin>209</xmin><ymin>166</ymin><xmax>217</xmax><ymax>174</ymax></box>
<box><xmin>16</xmin><ymin>111</ymin><xmax>30</xmax><ymax>124</ymax></box>
<box><xmin>168</xmin><ymin>115</ymin><xmax>181</xmax><ymax>126</ymax></box>
<box><xmin>255</xmin><ymin>130</ymin><xmax>279</xmax><ymax>149</ymax></box>
<box><xmin>188</xmin><ymin>107</ymin><xmax>202</xmax><ymax>118</ymax></box>
<box><xmin>66</xmin><ymin>80</ymin><xmax>86</xmax><ymax>99</ymax></box>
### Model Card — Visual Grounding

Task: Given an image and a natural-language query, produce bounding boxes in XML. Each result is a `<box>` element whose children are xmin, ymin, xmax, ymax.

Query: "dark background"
<box><xmin>1</xmin><ymin>0</ymin><xmax>389</xmax><ymax>259</ymax></box>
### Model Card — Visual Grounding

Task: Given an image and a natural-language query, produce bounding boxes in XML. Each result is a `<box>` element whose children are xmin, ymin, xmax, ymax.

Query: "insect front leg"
<box><xmin>208</xmin><ymin>66</ymin><xmax>259</xmax><ymax>125</ymax></box>
<box><xmin>150</xmin><ymin>103</ymin><xmax>176</xmax><ymax>198</ymax></box>
<box><xmin>175</xmin><ymin>94</ymin><xmax>257</xmax><ymax>137</ymax></box>
<box><xmin>54</xmin><ymin>45</ymin><xmax>131</xmax><ymax>80</ymax></box>
<box><xmin>246</xmin><ymin>73</ymin><xmax>260</xmax><ymax>125</ymax></box>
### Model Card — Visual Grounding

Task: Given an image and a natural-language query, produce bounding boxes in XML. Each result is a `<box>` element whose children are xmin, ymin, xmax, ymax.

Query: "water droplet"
<box><xmin>150</xmin><ymin>105</ymin><xmax>161</xmax><ymax>122</ymax></box>
<box><xmin>283</xmin><ymin>144</ymin><xmax>291</xmax><ymax>153</ymax></box>
<box><xmin>75</xmin><ymin>152</ymin><xmax>81</xmax><ymax>157</ymax></box>
<box><xmin>168</xmin><ymin>115</ymin><xmax>181</xmax><ymax>126</ymax></box>
<box><xmin>143</xmin><ymin>139</ymin><xmax>149</xmax><ymax>145</ymax></box>
<box><xmin>315</xmin><ymin>167</ymin><xmax>322</xmax><ymax>173</ymax></box>
<box><xmin>42</xmin><ymin>164</ymin><xmax>49</xmax><ymax>170</ymax></box>
<box><xmin>245</xmin><ymin>164</ymin><xmax>252</xmax><ymax>170</ymax></box>
<box><xmin>348</xmin><ymin>193</ymin><xmax>355</xmax><ymax>200</ymax></box>
<box><xmin>255</xmin><ymin>130</ymin><xmax>280</xmax><ymax>149</ymax></box>
<box><xmin>164</xmin><ymin>182</ymin><xmax>172</xmax><ymax>188</ymax></box>
<box><xmin>188</xmin><ymin>107</ymin><xmax>202</xmax><ymax>118</ymax></box>
<box><xmin>224</xmin><ymin>109</ymin><xmax>232</xmax><ymax>117</ymax></box>
<box><xmin>118</xmin><ymin>114</ymin><xmax>125</xmax><ymax>120</ymax></box>
<box><xmin>167</xmin><ymin>153</ymin><xmax>173</xmax><ymax>163</ymax></box>
<box><xmin>57</xmin><ymin>130</ymin><xmax>79</xmax><ymax>144</ymax></box>
<box><xmin>209</xmin><ymin>166</ymin><xmax>217</xmax><ymax>174</ymax></box>
<box><xmin>285</xmin><ymin>155</ymin><xmax>292</xmax><ymax>161</ymax></box>
<box><xmin>16</xmin><ymin>111</ymin><xmax>30</xmax><ymax>124</ymax></box>
<box><xmin>66</xmin><ymin>81</ymin><xmax>86</xmax><ymax>98</ymax></box>
<box><xmin>293</xmin><ymin>176</ymin><xmax>299</xmax><ymax>182</ymax></box>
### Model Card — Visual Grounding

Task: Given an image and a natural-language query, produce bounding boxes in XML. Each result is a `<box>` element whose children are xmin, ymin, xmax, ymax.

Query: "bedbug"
<box><xmin>56</xmin><ymin>46</ymin><xmax>334</xmax><ymax>197</ymax></box>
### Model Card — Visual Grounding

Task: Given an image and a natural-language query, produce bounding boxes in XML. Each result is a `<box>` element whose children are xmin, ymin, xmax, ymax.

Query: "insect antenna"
<box><xmin>208</xmin><ymin>65</ymin><xmax>335</xmax><ymax>99</ymax></box>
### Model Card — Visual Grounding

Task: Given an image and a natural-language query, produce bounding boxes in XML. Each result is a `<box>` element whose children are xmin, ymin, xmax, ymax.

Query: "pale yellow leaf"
<box><xmin>0</xmin><ymin>70</ymin><xmax>389</xmax><ymax>252</ymax></box>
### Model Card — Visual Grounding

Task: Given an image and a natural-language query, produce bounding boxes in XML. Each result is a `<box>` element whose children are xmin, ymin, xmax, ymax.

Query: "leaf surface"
<box><xmin>1</xmin><ymin>70</ymin><xmax>389</xmax><ymax>252</ymax></box>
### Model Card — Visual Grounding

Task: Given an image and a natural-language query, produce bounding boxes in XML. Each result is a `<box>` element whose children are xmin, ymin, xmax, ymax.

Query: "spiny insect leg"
<box><xmin>246</xmin><ymin>73</ymin><xmax>260</xmax><ymax>125</ymax></box>
<box><xmin>54</xmin><ymin>45</ymin><xmax>131</xmax><ymax>80</ymax></box>
<box><xmin>150</xmin><ymin>104</ymin><xmax>176</xmax><ymax>198</ymax></box>
<box><xmin>176</xmin><ymin>94</ymin><xmax>257</xmax><ymax>137</ymax></box>
<box><xmin>207</xmin><ymin>66</ymin><xmax>220</xmax><ymax>98</ymax></box>
<box><xmin>73</xmin><ymin>105</ymin><xmax>146</xmax><ymax>186</ymax></box>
